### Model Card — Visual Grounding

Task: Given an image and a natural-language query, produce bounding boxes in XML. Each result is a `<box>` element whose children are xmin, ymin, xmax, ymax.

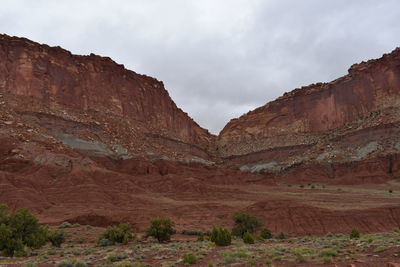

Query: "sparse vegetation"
<box><xmin>0</xmin><ymin>205</ymin><xmax>399</xmax><ymax>266</ymax></box>
<box><xmin>183</xmin><ymin>253</ymin><xmax>197</xmax><ymax>265</ymax></box>
<box><xmin>231</xmin><ymin>211</ymin><xmax>262</xmax><ymax>238</ymax></box>
<box><xmin>0</xmin><ymin>204</ymin><xmax>48</xmax><ymax>256</ymax></box>
<box><xmin>145</xmin><ymin>218</ymin><xmax>175</xmax><ymax>243</ymax></box>
<box><xmin>242</xmin><ymin>232</ymin><xmax>255</xmax><ymax>244</ymax></box>
<box><xmin>373</xmin><ymin>245</ymin><xmax>387</xmax><ymax>253</ymax></box>
<box><xmin>48</xmin><ymin>229</ymin><xmax>66</xmax><ymax>247</ymax></box>
<box><xmin>99</xmin><ymin>223</ymin><xmax>133</xmax><ymax>245</ymax></box>
<box><xmin>350</xmin><ymin>229</ymin><xmax>360</xmax><ymax>239</ymax></box>
<box><xmin>277</xmin><ymin>232</ymin><xmax>286</xmax><ymax>240</ymax></box>
<box><xmin>319</xmin><ymin>249</ymin><xmax>338</xmax><ymax>257</ymax></box>
<box><xmin>323</xmin><ymin>256</ymin><xmax>331</xmax><ymax>264</ymax></box>
<box><xmin>210</xmin><ymin>227</ymin><xmax>231</xmax><ymax>246</ymax></box>
<box><xmin>260</xmin><ymin>228</ymin><xmax>272</xmax><ymax>239</ymax></box>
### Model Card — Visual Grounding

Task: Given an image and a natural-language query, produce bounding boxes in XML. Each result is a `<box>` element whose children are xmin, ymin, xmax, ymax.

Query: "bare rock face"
<box><xmin>0</xmin><ymin>34</ymin><xmax>214</xmax><ymax>160</ymax></box>
<box><xmin>218</xmin><ymin>48</ymin><xmax>400</xmax><ymax>183</ymax></box>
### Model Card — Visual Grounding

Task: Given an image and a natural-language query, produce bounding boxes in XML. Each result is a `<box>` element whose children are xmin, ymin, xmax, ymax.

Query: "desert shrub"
<box><xmin>389</xmin><ymin>189</ymin><xmax>393</xmax><ymax>193</ymax></box>
<box><xmin>231</xmin><ymin>211</ymin><xmax>262</xmax><ymax>238</ymax></box>
<box><xmin>59</xmin><ymin>222</ymin><xmax>73</xmax><ymax>229</ymax></box>
<box><xmin>0</xmin><ymin>204</ymin><xmax>48</xmax><ymax>256</ymax></box>
<box><xmin>260</xmin><ymin>228</ymin><xmax>272</xmax><ymax>239</ymax></box>
<box><xmin>264</xmin><ymin>258</ymin><xmax>272</xmax><ymax>265</ymax></box>
<box><xmin>243</xmin><ymin>232</ymin><xmax>255</xmax><ymax>244</ymax></box>
<box><xmin>210</xmin><ymin>227</ymin><xmax>231</xmax><ymax>246</ymax></box>
<box><xmin>197</xmin><ymin>235</ymin><xmax>209</xmax><ymax>242</ymax></box>
<box><xmin>277</xmin><ymin>232</ymin><xmax>286</xmax><ymax>240</ymax></box>
<box><xmin>247</xmin><ymin>258</ymin><xmax>257</xmax><ymax>266</ymax></box>
<box><xmin>323</xmin><ymin>256</ymin><xmax>331</xmax><ymax>264</ymax></box>
<box><xmin>99</xmin><ymin>223</ymin><xmax>133</xmax><ymax>245</ymax></box>
<box><xmin>319</xmin><ymin>249</ymin><xmax>338</xmax><ymax>257</ymax></box>
<box><xmin>145</xmin><ymin>218</ymin><xmax>175</xmax><ymax>243</ymax></box>
<box><xmin>183</xmin><ymin>253</ymin><xmax>197</xmax><ymax>265</ymax></box>
<box><xmin>48</xmin><ymin>229</ymin><xmax>66</xmax><ymax>247</ymax></box>
<box><xmin>98</xmin><ymin>238</ymin><xmax>114</xmax><ymax>247</ymax></box>
<box><xmin>373</xmin><ymin>245</ymin><xmax>387</xmax><ymax>253</ymax></box>
<box><xmin>295</xmin><ymin>252</ymin><xmax>306</xmax><ymax>263</ymax></box>
<box><xmin>107</xmin><ymin>253</ymin><xmax>128</xmax><ymax>263</ymax></box>
<box><xmin>350</xmin><ymin>229</ymin><xmax>360</xmax><ymax>239</ymax></box>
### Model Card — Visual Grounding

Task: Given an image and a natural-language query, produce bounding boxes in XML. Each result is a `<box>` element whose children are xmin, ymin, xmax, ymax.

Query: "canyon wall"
<box><xmin>218</xmin><ymin>48</ymin><xmax>400</xmax><ymax>183</ymax></box>
<box><xmin>0</xmin><ymin>34</ymin><xmax>215</xmax><ymax>160</ymax></box>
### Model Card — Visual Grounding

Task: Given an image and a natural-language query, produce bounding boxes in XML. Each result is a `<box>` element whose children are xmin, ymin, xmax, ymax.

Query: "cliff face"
<box><xmin>0</xmin><ymin>34</ymin><xmax>214</xmax><ymax>160</ymax></box>
<box><xmin>218</xmin><ymin>48</ymin><xmax>400</xmax><ymax>183</ymax></box>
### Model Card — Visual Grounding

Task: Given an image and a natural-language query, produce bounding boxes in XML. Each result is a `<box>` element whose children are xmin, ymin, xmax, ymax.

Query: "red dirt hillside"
<box><xmin>0</xmin><ymin>34</ymin><xmax>400</xmax><ymax>236</ymax></box>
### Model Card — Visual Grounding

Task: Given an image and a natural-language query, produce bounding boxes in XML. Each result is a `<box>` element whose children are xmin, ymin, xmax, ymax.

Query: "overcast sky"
<box><xmin>1</xmin><ymin>1</ymin><xmax>399</xmax><ymax>134</ymax></box>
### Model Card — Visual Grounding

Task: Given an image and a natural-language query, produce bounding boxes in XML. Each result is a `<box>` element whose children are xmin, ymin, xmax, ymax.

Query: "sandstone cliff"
<box><xmin>218</xmin><ymin>47</ymin><xmax>400</xmax><ymax>184</ymax></box>
<box><xmin>0</xmin><ymin>34</ymin><xmax>214</xmax><ymax>161</ymax></box>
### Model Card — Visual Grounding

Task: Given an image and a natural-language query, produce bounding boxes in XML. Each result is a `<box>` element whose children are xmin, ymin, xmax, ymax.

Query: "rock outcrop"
<box><xmin>218</xmin><ymin>48</ymin><xmax>400</xmax><ymax>184</ymax></box>
<box><xmin>0</xmin><ymin>34</ymin><xmax>215</xmax><ymax>161</ymax></box>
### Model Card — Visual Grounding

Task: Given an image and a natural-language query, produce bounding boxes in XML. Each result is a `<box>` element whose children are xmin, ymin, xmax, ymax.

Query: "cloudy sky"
<box><xmin>1</xmin><ymin>1</ymin><xmax>399</xmax><ymax>134</ymax></box>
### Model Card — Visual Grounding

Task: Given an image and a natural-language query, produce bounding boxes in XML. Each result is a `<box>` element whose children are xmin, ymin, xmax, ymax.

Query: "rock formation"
<box><xmin>0</xmin><ymin>34</ymin><xmax>215</xmax><ymax>161</ymax></box>
<box><xmin>1</xmin><ymin>34</ymin><xmax>399</xmax><ymax>235</ymax></box>
<box><xmin>219</xmin><ymin>48</ymin><xmax>400</xmax><ymax>184</ymax></box>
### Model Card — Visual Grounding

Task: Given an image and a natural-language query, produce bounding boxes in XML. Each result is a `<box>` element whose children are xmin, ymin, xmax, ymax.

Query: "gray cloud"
<box><xmin>0</xmin><ymin>0</ymin><xmax>399</xmax><ymax>133</ymax></box>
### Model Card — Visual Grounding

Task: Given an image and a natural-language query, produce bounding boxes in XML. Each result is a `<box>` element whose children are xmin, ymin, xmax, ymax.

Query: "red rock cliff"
<box><xmin>0</xmin><ymin>34</ymin><xmax>214</xmax><ymax>158</ymax></box>
<box><xmin>218</xmin><ymin>48</ymin><xmax>400</xmax><ymax>158</ymax></box>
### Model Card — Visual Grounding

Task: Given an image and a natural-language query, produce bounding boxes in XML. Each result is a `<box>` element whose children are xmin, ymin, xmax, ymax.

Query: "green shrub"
<box><xmin>231</xmin><ymin>211</ymin><xmax>262</xmax><ymax>238</ymax></box>
<box><xmin>107</xmin><ymin>253</ymin><xmax>128</xmax><ymax>263</ymax></box>
<box><xmin>183</xmin><ymin>253</ymin><xmax>197</xmax><ymax>265</ymax></box>
<box><xmin>323</xmin><ymin>256</ymin><xmax>331</xmax><ymax>264</ymax></box>
<box><xmin>59</xmin><ymin>222</ymin><xmax>73</xmax><ymax>229</ymax></box>
<box><xmin>48</xmin><ymin>229</ymin><xmax>66</xmax><ymax>247</ymax></box>
<box><xmin>243</xmin><ymin>232</ymin><xmax>255</xmax><ymax>244</ymax></box>
<box><xmin>319</xmin><ymin>249</ymin><xmax>338</xmax><ymax>257</ymax></box>
<box><xmin>349</xmin><ymin>229</ymin><xmax>360</xmax><ymax>239</ymax></box>
<box><xmin>277</xmin><ymin>232</ymin><xmax>286</xmax><ymax>240</ymax></box>
<box><xmin>210</xmin><ymin>227</ymin><xmax>231</xmax><ymax>246</ymax></box>
<box><xmin>145</xmin><ymin>218</ymin><xmax>175</xmax><ymax>243</ymax></box>
<box><xmin>98</xmin><ymin>238</ymin><xmax>114</xmax><ymax>247</ymax></box>
<box><xmin>0</xmin><ymin>204</ymin><xmax>48</xmax><ymax>256</ymax></box>
<box><xmin>260</xmin><ymin>228</ymin><xmax>272</xmax><ymax>239</ymax></box>
<box><xmin>247</xmin><ymin>258</ymin><xmax>257</xmax><ymax>266</ymax></box>
<box><xmin>373</xmin><ymin>245</ymin><xmax>387</xmax><ymax>253</ymax></box>
<box><xmin>99</xmin><ymin>223</ymin><xmax>133</xmax><ymax>245</ymax></box>
<box><xmin>264</xmin><ymin>258</ymin><xmax>272</xmax><ymax>265</ymax></box>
